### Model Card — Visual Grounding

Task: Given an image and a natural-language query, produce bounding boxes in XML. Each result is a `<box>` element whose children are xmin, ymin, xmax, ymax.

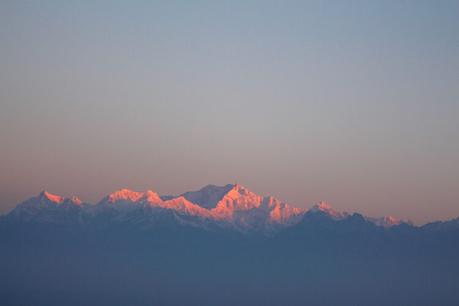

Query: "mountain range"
<box><xmin>1</xmin><ymin>184</ymin><xmax>459</xmax><ymax>306</ymax></box>
<box><xmin>2</xmin><ymin>183</ymin><xmax>411</xmax><ymax>232</ymax></box>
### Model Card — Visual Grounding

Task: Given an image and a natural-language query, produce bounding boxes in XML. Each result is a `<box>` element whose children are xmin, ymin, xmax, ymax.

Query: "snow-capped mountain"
<box><xmin>179</xmin><ymin>184</ymin><xmax>305</xmax><ymax>231</ymax></box>
<box><xmin>8</xmin><ymin>190</ymin><xmax>86</xmax><ymax>224</ymax></box>
<box><xmin>16</xmin><ymin>190</ymin><xmax>83</xmax><ymax>210</ymax></box>
<box><xmin>3</xmin><ymin>184</ymin><xmax>413</xmax><ymax>232</ymax></box>
<box><xmin>90</xmin><ymin>188</ymin><xmax>214</xmax><ymax>229</ymax></box>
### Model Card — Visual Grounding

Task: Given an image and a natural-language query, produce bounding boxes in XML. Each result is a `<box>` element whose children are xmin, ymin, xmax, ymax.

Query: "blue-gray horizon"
<box><xmin>0</xmin><ymin>1</ymin><xmax>458</xmax><ymax>224</ymax></box>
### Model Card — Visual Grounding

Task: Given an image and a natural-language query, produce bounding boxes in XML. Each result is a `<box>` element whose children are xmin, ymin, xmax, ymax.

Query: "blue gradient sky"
<box><xmin>1</xmin><ymin>1</ymin><xmax>458</xmax><ymax>224</ymax></box>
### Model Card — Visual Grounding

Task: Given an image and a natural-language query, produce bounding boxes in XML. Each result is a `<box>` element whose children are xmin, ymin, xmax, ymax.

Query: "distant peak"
<box><xmin>368</xmin><ymin>215</ymin><xmax>403</xmax><ymax>227</ymax></box>
<box><xmin>312</xmin><ymin>201</ymin><xmax>332</xmax><ymax>210</ymax></box>
<box><xmin>384</xmin><ymin>216</ymin><xmax>399</xmax><ymax>223</ymax></box>
<box><xmin>38</xmin><ymin>191</ymin><xmax>83</xmax><ymax>206</ymax></box>
<box><xmin>107</xmin><ymin>188</ymin><xmax>144</xmax><ymax>202</ymax></box>
<box><xmin>69</xmin><ymin>196</ymin><xmax>82</xmax><ymax>205</ymax></box>
<box><xmin>105</xmin><ymin>188</ymin><xmax>161</xmax><ymax>204</ymax></box>
<box><xmin>310</xmin><ymin>201</ymin><xmax>344</xmax><ymax>219</ymax></box>
<box><xmin>39</xmin><ymin>190</ymin><xmax>64</xmax><ymax>203</ymax></box>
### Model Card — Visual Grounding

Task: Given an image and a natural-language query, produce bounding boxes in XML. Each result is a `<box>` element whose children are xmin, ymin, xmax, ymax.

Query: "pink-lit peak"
<box><xmin>143</xmin><ymin>190</ymin><xmax>162</xmax><ymax>203</ymax></box>
<box><xmin>40</xmin><ymin>190</ymin><xmax>64</xmax><ymax>203</ymax></box>
<box><xmin>104</xmin><ymin>188</ymin><xmax>163</xmax><ymax>205</ymax></box>
<box><xmin>107</xmin><ymin>188</ymin><xmax>145</xmax><ymax>202</ymax></box>
<box><xmin>39</xmin><ymin>191</ymin><xmax>82</xmax><ymax>205</ymax></box>
<box><xmin>224</xmin><ymin>183</ymin><xmax>255</xmax><ymax>200</ymax></box>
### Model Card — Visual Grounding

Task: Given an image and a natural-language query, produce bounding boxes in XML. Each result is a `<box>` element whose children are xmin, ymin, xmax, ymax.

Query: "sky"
<box><xmin>0</xmin><ymin>0</ymin><xmax>458</xmax><ymax>224</ymax></box>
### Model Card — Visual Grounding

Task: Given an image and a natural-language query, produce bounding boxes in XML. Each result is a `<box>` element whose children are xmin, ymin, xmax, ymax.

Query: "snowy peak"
<box><xmin>97</xmin><ymin>188</ymin><xmax>163</xmax><ymax>213</ymax></box>
<box><xmin>205</xmin><ymin>184</ymin><xmax>305</xmax><ymax>230</ymax></box>
<box><xmin>9</xmin><ymin>190</ymin><xmax>84</xmax><ymax>223</ymax></box>
<box><xmin>39</xmin><ymin>190</ymin><xmax>64</xmax><ymax>203</ymax></box>
<box><xmin>68</xmin><ymin>196</ymin><xmax>83</xmax><ymax>206</ymax></box>
<box><xmin>101</xmin><ymin>189</ymin><xmax>162</xmax><ymax>205</ymax></box>
<box><xmin>367</xmin><ymin>216</ymin><xmax>404</xmax><ymax>227</ymax></box>
<box><xmin>105</xmin><ymin>189</ymin><xmax>145</xmax><ymax>203</ymax></box>
<box><xmin>220</xmin><ymin>183</ymin><xmax>261</xmax><ymax>204</ymax></box>
<box><xmin>311</xmin><ymin>201</ymin><xmax>333</xmax><ymax>212</ymax></box>
<box><xmin>222</xmin><ymin>184</ymin><xmax>262</xmax><ymax>202</ymax></box>
<box><xmin>309</xmin><ymin>201</ymin><xmax>346</xmax><ymax>219</ymax></box>
<box><xmin>181</xmin><ymin>183</ymin><xmax>258</xmax><ymax>209</ymax></box>
<box><xmin>181</xmin><ymin>184</ymin><xmax>234</xmax><ymax>209</ymax></box>
<box><xmin>211</xmin><ymin>184</ymin><xmax>263</xmax><ymax>219</ymax></box>
<box><xmin>163</xmin><ymin>183</ymin><xmax>305</xmax><ymax>229</ymax></box>
<box><xmin>142</xmin><ymin>190</ymin><xmax>162</xmax><ymax>204</ymax></box>
<box><xmin>34</xmin><ymin>190</ymin><xmax>81</xmax><ymax>206</ymax></box>
<box><xmin>264</xmin><ymin>197</ymin><xmax>306</xmax><ymax>224</ymax></box>
<box><xmin>308</xmin><ymin>203</ymin><xmax>404</xmax><ymax>227</ymax></box>
<box><xmin>158</xmin><ymin>196</ymin><xmax>211</xmax><ymax>217</ymax></box>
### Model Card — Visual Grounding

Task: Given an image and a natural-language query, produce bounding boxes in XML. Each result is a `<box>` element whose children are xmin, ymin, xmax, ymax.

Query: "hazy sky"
<box><xmin>1</xmin><ymin>1</ymin><xmax>458</xmax><ymax>224</ymax></box>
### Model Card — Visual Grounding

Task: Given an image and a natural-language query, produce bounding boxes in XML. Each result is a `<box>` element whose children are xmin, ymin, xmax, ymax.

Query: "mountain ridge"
<box><xmin>2</xmin><ymin>184</ymin><xmax>421</xmax><ymax>232</ymax></box>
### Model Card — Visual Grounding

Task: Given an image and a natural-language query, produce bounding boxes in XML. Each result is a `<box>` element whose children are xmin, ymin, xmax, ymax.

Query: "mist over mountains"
<box><xmin>1</xmin><ymin>184</ymin><xmax>459</xmax><ymax>306</ymax></box>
